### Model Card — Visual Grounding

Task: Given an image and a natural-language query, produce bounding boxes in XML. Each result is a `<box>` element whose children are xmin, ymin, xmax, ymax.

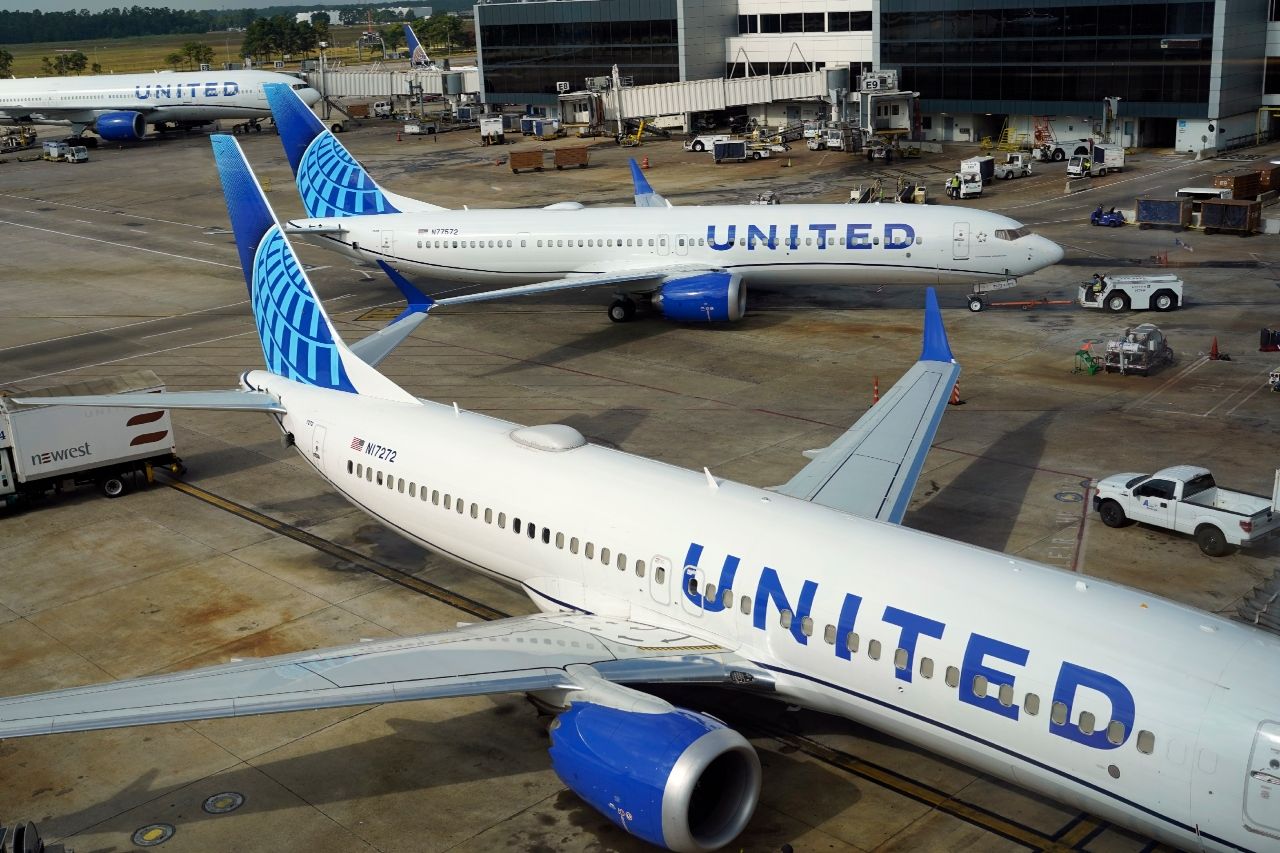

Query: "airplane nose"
<box><xmin>1036</xmin><ymin>236</ymin><xmax>1064</xmax><ymax>268</ymax></box>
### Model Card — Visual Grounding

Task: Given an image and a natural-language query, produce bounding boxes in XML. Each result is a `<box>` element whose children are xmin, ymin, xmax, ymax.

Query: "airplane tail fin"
<box><xmin>211</xmin><ymin>134</ymin><xmax>418</xmax><ymax>404</ymax></box>
<box><xmin>264</xmin><ymin>83</ymin><xmax>445</xmax><ymax>218</ymax></box>
<box><xmin>404</xmin><ymin>24</ymin><xmax>433</xmax><ymax>67</ymax></box>
<box><xmin>629</xmin><ymin>158</ymin><xmax>671</xmax><ymax>208</ymax></box>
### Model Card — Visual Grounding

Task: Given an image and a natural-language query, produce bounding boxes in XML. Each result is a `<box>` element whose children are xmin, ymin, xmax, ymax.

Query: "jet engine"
<box><xmin>549</xmin><ymin>701</ymin><xmax>761</xmax><ymax>852</ymax></box>
<box><xmin>652</xmin><ymin>272</ymin><xmax>747</xmax><ymax>323</ymax></box>
<box><xmin>94</xmin><ymin>111</ymin><xmax>146</xmax><ymax>142</ymax></box>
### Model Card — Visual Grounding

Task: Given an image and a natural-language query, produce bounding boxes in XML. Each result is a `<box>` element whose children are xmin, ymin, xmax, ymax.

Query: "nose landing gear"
<box><xmin>608</xmin><ymin>296</ymin><xmax>638</xmax><ymax>323</ymax></box>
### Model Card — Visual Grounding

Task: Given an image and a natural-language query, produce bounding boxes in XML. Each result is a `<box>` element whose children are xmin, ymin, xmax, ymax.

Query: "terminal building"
<box><xmin>464</xmin><ymin>0</ymin><xmax>1275</xmax><ymax>153</ymax></box>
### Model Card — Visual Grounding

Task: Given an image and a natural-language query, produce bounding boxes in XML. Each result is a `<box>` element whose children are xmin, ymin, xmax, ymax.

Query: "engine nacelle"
<box><xmin>94</xmin><ymin>111</ymin><xmax>146</xmax><ymax>142</ymax></box>
<box><xmin>653</xmin><ymin>272</ymin><xmax>747</xmax><ymax>323</ymax></box>
<box><xmin>549</xmin><ymin>702</ymin><xmax>761</xmax><ymax>852</ymax></box>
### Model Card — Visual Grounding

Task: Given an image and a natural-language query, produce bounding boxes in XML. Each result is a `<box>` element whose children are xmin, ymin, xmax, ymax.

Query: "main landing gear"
<box><xmin>608</xmin><ymin>296</ymin><xmax>638</xmax><ymax>323</ymax></box>
<box><xmin>232</xmin><ymin>119</ymin><xmax>265</xmax><ymax>135</ymax></box>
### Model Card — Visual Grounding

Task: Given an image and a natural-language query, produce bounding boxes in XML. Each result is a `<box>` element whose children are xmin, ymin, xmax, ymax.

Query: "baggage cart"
<box><xmin>553</xmin><ymin>147</ymin><xmax>590</xmax><ymax>169</ymax></box>
<box><xmin>1135</xmin><ymin>198</ymin><xmax>1192</xmax><ymax>231</ymax></box>
<box><xmin>1201</xmin><ymin>198</ymin><xmax>1261</xmax><ymax>235</ymax></box>
<box><xmin>509</xmin><ymin>150</ymin><xmax>545</xmax><ymax>173</ymax></box>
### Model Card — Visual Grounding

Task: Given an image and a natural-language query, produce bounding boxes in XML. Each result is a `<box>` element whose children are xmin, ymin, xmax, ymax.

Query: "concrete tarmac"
<box><xmin>2</xmin><ymin>122</ymin><xmax>1278</xmax><ymax>852</ymax></box>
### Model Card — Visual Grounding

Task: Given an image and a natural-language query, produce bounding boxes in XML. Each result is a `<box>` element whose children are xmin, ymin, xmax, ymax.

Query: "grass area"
<box><xmin>2</xmin><ymin>26</ymin><xmax>471</xmax><ymax>78</ymax></box>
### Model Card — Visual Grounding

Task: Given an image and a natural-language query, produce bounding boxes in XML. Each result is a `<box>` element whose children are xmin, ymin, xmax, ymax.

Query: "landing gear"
<box><xmin>967</xmin><ymin>296</ymin><xmax>985</xmax><ymax>312</ymax></box>
<box><xmin>232</xmin><ymin>119</ymin><xmax>264</xmax><ymax>135</ymax></box>
<box><xmin>608</xmin><ymin>297</ymin><xmax>637</xmax><ymax>323</ymax></box>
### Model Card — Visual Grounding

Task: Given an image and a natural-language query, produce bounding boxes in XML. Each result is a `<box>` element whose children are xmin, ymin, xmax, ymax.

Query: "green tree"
<box><xmin>181</xmin><ymin>40</ymin><xmax>214</xmax><ymax>69</ymax></box>
<box><xmin>0</xmin><ymin>47</ymin><xmax>12</xmax><ymax>77</ymax></box>
<box><xmin>164</xmin><ymin>50</ymin><xmax>184</xmax><ymax>71</ymax></box>
<box><xmin>424</xmin><ymin>13</ymin><xmax>463</xmax><ymax>53</ymax></box>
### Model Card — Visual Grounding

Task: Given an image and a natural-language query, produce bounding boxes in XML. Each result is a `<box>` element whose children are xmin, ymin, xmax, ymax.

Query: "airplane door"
<box><xmin>649</xmin><ymin>554</ymin><xmax>672</xmax><ymax>605</ymax></box>
<box><xmin>657</xmin><ymin>235</ymin><xmax>670</xmax><ymax>256</ymax></box>
<box><xmin>952</xmin><ymin>222</ymin><xmax>970</xmax><ymax>260</ymax></box>
<box><xmin>310</xmin><ymin>422</ymin><xmax>327</xmax><ymax>467</ymax></box>
<box><xmin>1244</xmin><ymin>721</ymin><xmax>1280</xmax><ymax>837</ymax></box>
<box><xmin>675</xmin><ymin>236</ymin><xmax>689</xmax><ymax>256</ymax></box>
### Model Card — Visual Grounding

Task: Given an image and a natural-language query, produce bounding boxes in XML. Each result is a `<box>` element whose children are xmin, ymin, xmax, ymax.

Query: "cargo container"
<box><xmin>1254</xmin><ymin>164</ymin><xmax>1280</xmax><ymax>192</ymax></box>
<box><xmin>553</xmin><ymin>147</ymin><xmax>590</xmax><ymax>169</ymax></box>
<box><xmin>0</xmin><ymin>370</ymin><xmax>182</xmax><ymax>506</ymax></box>
<box><xmin>1200</xmin><ymin>198</ymin><xmax>1261</xmax><ymax>235</ymax></box>
<box><xmin>1213</xmin><ymin>170</ymin><xmax>1261</xmax><ymax>200</ymax></box>
<box><xmin>509</xmin><ymin>150</ymin><xmax>545</xmax><ymax>173</ymax></box>
<box><xmin>1135</xmin><ymin>198</ymin><xmax>1193</xmax><ymax>231</ymax></box>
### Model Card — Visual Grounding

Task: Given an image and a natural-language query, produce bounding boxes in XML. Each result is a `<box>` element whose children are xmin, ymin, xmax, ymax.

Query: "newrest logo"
<box><xmin>32</xmin><ymin>442</ymin><xmax>91</xmax><ymax>466</ymax></box>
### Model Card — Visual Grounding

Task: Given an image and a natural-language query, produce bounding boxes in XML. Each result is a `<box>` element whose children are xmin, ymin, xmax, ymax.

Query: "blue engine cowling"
<box><xmin>548</xmin><ymin>702</ymin><xmax>761</xmax><ymax>852</ymax></box>
<box><xmin>94</xmin><ymin>111</ymin><xmax>146</xmax><ymax>142</ymax></box>
<box><xmin>653</xmin><ymin>272</ymin><xmax>746</xmax><ymax>323</ymax></box>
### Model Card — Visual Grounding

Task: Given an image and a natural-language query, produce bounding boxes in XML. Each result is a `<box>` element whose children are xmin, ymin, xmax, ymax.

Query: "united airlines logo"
<box><xmin>706</xmin><ymin>222</ymin><xmax>916</xmax><ymax>251</ymax></box>
<box><xmin>135</xmin><ymin>82</ymin><xmax>241</xmax><ymax>100</ymax></box>
<box><xmin>296</xmin><ymin>132</ymin><xmax>400</xmax><ymax>218</ymax></box>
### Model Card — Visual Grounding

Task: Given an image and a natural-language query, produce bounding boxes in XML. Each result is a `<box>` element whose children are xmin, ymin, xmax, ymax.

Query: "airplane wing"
<box><xmin>773</xmin><ymin>289</ymin><xmax>959</xmax><ymax>524</ymax></box>
<box><xmin>0</xmin><ymin>613</ymin><xmax>767</xmax><ymax>739</ymax></box>
<box><xmin>423</xmin><ymin>263</ymin><xmax>722</xmax><ymax>307</ymax></box>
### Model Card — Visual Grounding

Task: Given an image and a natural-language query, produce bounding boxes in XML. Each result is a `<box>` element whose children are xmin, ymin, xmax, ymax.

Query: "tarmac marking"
<box><xmin>1002</xmin><ymin>159</ymin><xmax>1209</xmax><ymax>212</ymax></box>
<box><xmin>0</xmin><ymin>191</ymin><xmax>210</xmax><ymax>229</ymax></box>
<box><xmin>1124</xmin><ymin>356</ymin><xmax>1209</xmax><ymax>411</ymax></box>
<box><xmin>0</xmin><ymin>219</ymin><xmax>239</xmax><ymax>270</ymax></box>
<box><xmin>0</xmin><ymin>298</ymin><xmax>250</xmax><ymax>354</ymax></box>
<box><xmin>8</xmin><ymin>330</ymin><xmax>255</xmax><ymax>385</ymax></box>
<box><xmin>139</xmin><ymin>326</ymin><xmax>193</xmax><ymax>339</ymax></box>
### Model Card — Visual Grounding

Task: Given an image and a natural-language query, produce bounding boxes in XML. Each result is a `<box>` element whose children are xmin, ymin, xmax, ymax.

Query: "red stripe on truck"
<box><xmin>129</xmin><ymin>430</ymin><xmax>169</xmax><ymax>447</ymax></box>
<box><xmin>127</xmin><ymin>411</ymin><xmax>165</xmax><ymax>426</ymax></box>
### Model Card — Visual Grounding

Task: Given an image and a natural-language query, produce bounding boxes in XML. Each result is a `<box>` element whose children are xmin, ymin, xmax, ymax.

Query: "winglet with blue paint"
<box><xmin>919</xmin><ymin>287</ymin><xmax>954</xmax><ymax>363</ymax></box>
<box><xmin>210</xmin><ymin>134</ymin><xmax>416</xmax><ymax>404</ymax></box>
<box><xmin>404</xmin><ymin>23</ymin><xmax>434</xmax><ymax>68</ymax></box>
<box><xmin>629</xmin><ymin>158</ymin><xmax>671</xmax><ymax>208</ymax></box>
<box><xmin>376</xmin><ymin>260</ymin><xmax>436</xmax><ymax>322</ymax></box>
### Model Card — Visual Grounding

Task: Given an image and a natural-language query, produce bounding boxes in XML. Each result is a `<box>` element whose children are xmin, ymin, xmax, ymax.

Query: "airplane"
<box><xmin>404</xmin><ymin>23</ymin><xmax>438</xmax><ymax>69</ymax></box>
<box><xmin>263</xmin><ymin>83</ymin><xmax>1065</xmax><ymax>323</ymax></box>
<box><xmin>1</xmin><ymin>139</ymin><xmax>1276</xmax><ymax>853</ymax></box>
<box><xmin>0</xmin><ymin>69</ymin><xmax>321</xmax><ymax>144</ymax></box>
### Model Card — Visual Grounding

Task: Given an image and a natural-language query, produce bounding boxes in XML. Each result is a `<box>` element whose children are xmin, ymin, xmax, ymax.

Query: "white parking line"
<box><xmin>0</xmin><ymin>298</ymin><xmax>249</xmax><ymax>354</ymax></box>
<box><xmin>1125</xmin><ymin>356</ymin><xmax>1209</xmax><ymax>410</ymax></box>
<box><xmin>0</xmin><ymin>220</ymin><xmax>238</xmax><ymax>269</ymax></box>
<box><xmin>0</xmin><ymin>192</ymin><xmax>209</xmax><ymax>229</ymax></box>
<box><xmin>139</xmin><ymin>327</ymin><xmax>193</xmax><ymax>339</ymax></box>
<box><xmin>10</xmin><ymin>331</ymin><xmax>257</xmax><ymax>386</ymax></box>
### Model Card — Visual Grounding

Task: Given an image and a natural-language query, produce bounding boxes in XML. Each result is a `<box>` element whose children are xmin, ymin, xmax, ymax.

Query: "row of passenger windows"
<box><xmin>347</xmin><ymin>458</ymin><xmax>669</xmax><ymax>585</ymax></box>
<box><xmin>414</xmin><ymin>235</ymin><xmax>925</xmax><ymax>250</ymax></box>
<box><xmin>346</xmin><ymin>455</ymin><xmax>1157</xmax><ymax>760</ymax></box>
<box><xmin>683</xmin><ymin>576</ymin><xmax>1158</xmax><ymax>758</ymax></box>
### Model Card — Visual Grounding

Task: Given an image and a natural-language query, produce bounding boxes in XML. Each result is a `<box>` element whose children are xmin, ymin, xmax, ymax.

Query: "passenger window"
<box><xmin>471</xmin><ymin>503</ymin><xmax>479</xmax><ymax>519</ymax></box>
<box><xmin>944</xmin><ymin>666</ymin><xmax>960</xmax><ymax>688</ymax></box>
<box><xmin>570</xmin><ymin>537</ymin><xmax>579</xmax><ymax>554</ymax></box>
<box><xmin>1050</xmin><ymin>701</ymin><xmax>1068</xmax><ymax>725</ymax></box>
<box><xmin>971</xmin><ymin>674</ymin><xmax>988</xmax><ymax>698</ymax></box>
<box><xmin>376</xmin><ymin>471</ymin><xmax>383</xmax><ymax>485</ymax></box>
<box><xmin>420</xmin><ymin>486</ymin><xmax>428</xmax><ymax>502</ymax></box>
<box><xmin>617</xmin><ymin>553</ymin><xmax>627</xmax><ymax>571</ymax></box>
<box><xmin>894</xmin><ymin>648</ymin><xmax>908</xmax><ymax>670</ymax></box>
<box><xmin>823</xmin><ymin>624</ymin><xmax>836</xmax><ymax>645</ymax></box>
<box><xmin>585</xmin><ymin>542</ymin><xmax>594</xmax><ymax>559</ymax></box>
<box><xmin>513</xmin><ymin>518</ymin><xmax>521</xmax><ymax>533</ymax></box>
<box><xmin>919</xmin><ymin>657</ymin><xmax>934</xmax><ymax>679</ymax></box>
<box><xmin>868</xmin><ymin>639</ymin><xmax>881</xmax><ymax>660</ymax></box>
<box><xmin>1106</xmin><ymin>720</ymin><xmax>1126</xmax><ymax>745</ymax></box>
<box><xmin>457</xmin><ymin>499</ymin><xmax>465</xmax><ymax>514</ymax></box>
<box><xmin>655</xmin><ymin>565</ymin><xmax>666</xmax><ymax>583</ymax></box>
<box><xmin>1136</xmin><ymin>730</ymin><xmax>1155</xmax><ymax>754</ymax></box>
<box><xmin>408</xmin><ymin>483</ymin><xmax>416</xmax><ymax>498</ymax></box>
<box><xmin>397</xmin><ymin>478</ymin><xmax>404</xmax><ymax>493</ymax></box>
<box><xmin>432</xmin><ymin>490</ymin><xmax>439</xmax><ymax>504</ymax></box>
<box><xmin>704</xmin><ymin>583</ymin><xmax>716</xmax><ymax>602</ymax></box>
<box><xmin>635</xmin><ymin>559</ymin><xmax>645</xmax><ymax>577</ymax></box>
<box><xmin>845</xmin><ymin>632</ymin><xmax>860</xmax><ymax>654</ymax></box>
<box><xmin>721</xmin><ymin>588</ymin><xmax>732</xmax><ymax>607</ymax></box>
<box><xmin>388</xmin><ymin>476</ymin><xmax>396</xmax><ymax>491</ymax></box>
<box><xmin>800</xmin><ymin>616</ymin><xmax>813</xmax><ymax>637</ymax></box>
<box><xmin>779</xmin><ymin>609</ymin><xmax>793</xmax><ymax>629</ymax></box>
<box><xmin>1079</xmin><ymin>711</ymin><xmax>1096</xmax><ymax>735</ymax></box>
<box><xmin>600</xmin><ymin>546</ymin><xmax>610</xmax><ymax>563</ymax></box>
<box><xmin>541</xmin><ymin>527</ymin><xmax>550</xmax><ymax>544</ymax></box>
<box><xmin>357</xmin><ymin>463</ymin><xmax>364</xmax><ymax>477</ymax></box>
<box><xmin>366</xmin><ymin>467</ymin><xmax>372</xmax><ymax>481</ymax></box>
<box><xmin>444</xmin><ymin>495</ymin><xmax>451</xmax><ymax>509</ymax></box>
<box><xmin>347</xmin><ymin>460</ymin><xmax>353</xmax><ymax>474</ymax></box>
<box><xmin>998</xmin><ymin>683</ymin><xmax>1014</xmax><ymax>707</ymax></box>
<box><xmin>1024</xmin><ymin>693</ymin><xmax>1040</xmax><ymax>715</ymax></box>
<box><xmin>740</xmin><ymin>595</ymin><xmax>751</xmax><ymax>614</ymax></box>
<box><xmin>688</xmin><ymin>577</ymin><xmax>698</xmax><ymax>594</ymax></box>
<box><xmin>556</xmin><ymin>532</ymin><xmax>564</xmax><ymax>548</ymax></box>
<box><xmin>485</xmin><ymin>508</ymin><xmax>493</xmax><ymax>523</ymax></box>
<box><xmin>498</xmin><ymin>512</ymin><xmax>506</xmax><ymax>528</ymax></box>
<box><xmin>527</xmin><ymin>524</ymin><xmax>536</xmax><ymax>539</ymax></box>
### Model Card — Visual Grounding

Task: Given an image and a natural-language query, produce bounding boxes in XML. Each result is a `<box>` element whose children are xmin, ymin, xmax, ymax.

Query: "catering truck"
<box><xmin>0</xmin><ymin>370</ymin><xmax>182</xmax><ymax>507</ymax></box>
<box><xmin>1094</xmin><ymin>465</ymin><xmax>1280</xmax><ymax>556</ymax></box>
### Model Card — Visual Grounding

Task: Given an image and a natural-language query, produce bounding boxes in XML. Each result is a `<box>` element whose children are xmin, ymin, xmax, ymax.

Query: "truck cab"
<box><xmin>1068</xmin><ymin>153</ymin><xmax>1107</xmax><ymax>178</ymax></box>
<box><xmin>994</xmin><ymin>153</ymin><xmax>1032</xmax><ymax>179</ymax></box>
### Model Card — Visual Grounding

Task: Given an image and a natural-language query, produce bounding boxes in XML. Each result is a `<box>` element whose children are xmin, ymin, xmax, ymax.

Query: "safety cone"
<box><xmin>396</xmin><ymin>130</ymin><xmax>402</xmax><ymax>142</ymax></box>
<box><xmin>1210</xmin><ymin>337</ymin><xmax>1220</xmax><ymax>360</ymax></box>
<box><xmin>641</xmin><ymin>155</ymin><xmax>650</xmax><ymax>169</ymax></box>
<box><xmin>948</xmin><ymin>382</ymin><xmax>964</xmax><ymax>405</ymax></box>
<box><xmin>873</xmin><ymin>376</ymin><xmax>880</xmax><ymax>404</ymax></box>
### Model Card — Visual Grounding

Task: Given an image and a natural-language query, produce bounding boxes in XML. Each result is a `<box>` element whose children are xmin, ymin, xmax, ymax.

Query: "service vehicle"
<box><xmin>1078</xmin><ymin>274</ymin><xmax>1182</xmax><ymax>312</ymax></box>
<box><xmin>1101</xmin><ymin>323</ymin><xmax>1174</xmax><ymax>375</ymax></box>
<box><xmin>946</xmin><ymin>173</ymin><xmax>983</xmax><ymax>199</ymax></box>
<box><xmin>0</xmin><ymin>370</ymin><xmax>182</xmax><ymax>507</ymax></box>
<box><xmin>41</xmin><ymin>141</ymin><xmax>68</xmax><ymax>161</ymax></box>
<box><xmin>993</xmin><ymin>152</ymin><xmax>1032</xmax><ymax>179</ymax></box>
<box><xmin>479</xmin><ymin>114</ymin><xmax>505</xmax><ymax>145</ymax></box>
<box><xmin>1094</xmin><ymin>465</ymin><xmax>1280</xmax><ymax>556</ymax></box>
<box><xmin>373</xmin><ymin>100</ymin><xmax>393</xmax><ymax>118</ymax></box>
<box><xmin>807</xmin><ymin>126</ymin><xmax>856</xmax><ymax>152</ymax></box>
<box><xmin>961</xmin><ymin>155</ymin><xmax>995</xmax><ymax>183</ymax></box>
<box><xmin>1067</xmin><ymin>153</ymin><xmax>1105</xmax><ymax>178</ymax></box>
<box><xmin>0</xmin><ymin>126</ymin><xmax>37</xmax><ymax>152</ymax></box>
<box><xmin>63</xmin><ymin>145</ymin><xmax>88</xmax><ymax>163</ymax></box>
<box><xmin>713</xmin><ymin>139</ymin><xmax>769</xmax><ymax>162</ymax></box>
<box><xmin>684</xmin><ymin>133</ymin><xmax>731</xmax><ymax>152</ymax></box>
<box><xmin>1089</xmin><ymin>205</ymin><xmax>1126</xmax><ymax>227</ymax></box>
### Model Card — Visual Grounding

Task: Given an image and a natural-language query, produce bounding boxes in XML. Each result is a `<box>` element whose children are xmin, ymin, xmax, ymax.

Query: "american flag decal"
<box><xmin>350</xmin><ymin>437</ymin><xmax>364</xmax><ymax>451</ymax></box>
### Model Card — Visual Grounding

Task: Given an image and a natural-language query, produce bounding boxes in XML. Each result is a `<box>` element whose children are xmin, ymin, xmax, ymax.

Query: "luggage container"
<box><xmin>1135</xmin><ymin>198</ymin><xmax>1192</xmax><ymax>231</ymax></box>
<box><xmin>1213</xmin><ymin>170</ymin><xmax>1261</xmax><ymax>200</ymax></box>
<box><xmin>1253</xmin><ymin>164</ymin><xmax>1280</xmax><ymax>192</ymax></box>
<box><xmin>553</xmin><ymin>147</ymin><xmax>590</xmax><ymax>169</ymax></box>
<box><xmin>1200</xmin><ymin>198</ymin><xmax>1261</xmax><ymax>235</ymax></box>
<box><xmin>509</xmin><ymin>150</ymin><xmax>545</xmax><ymax>173</ymax></box>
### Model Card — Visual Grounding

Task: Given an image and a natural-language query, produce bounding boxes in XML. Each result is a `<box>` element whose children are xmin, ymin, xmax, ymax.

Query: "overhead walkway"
<box><xmin>614</xmin><ymin>67</ymin><xmax>849</xmax><ymax>118</ymax></box>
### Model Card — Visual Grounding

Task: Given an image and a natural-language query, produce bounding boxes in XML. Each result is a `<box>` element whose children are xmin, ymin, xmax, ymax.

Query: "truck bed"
<box><xmin>1184</xmin><ymin>487</ymin><xmax>1273</xmax><ymax>518</ymax></box>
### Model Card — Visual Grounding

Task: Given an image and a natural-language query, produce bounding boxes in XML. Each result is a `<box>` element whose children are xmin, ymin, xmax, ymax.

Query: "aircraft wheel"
<box><xmin>967</xmin><ymin>296</ymin><xmax>985</xmax><ymax>312</ymax></box>
<box><xmin>608</xmin><ymin>298</ymin><xmax>636</xmax><ymax>323</ymax></box>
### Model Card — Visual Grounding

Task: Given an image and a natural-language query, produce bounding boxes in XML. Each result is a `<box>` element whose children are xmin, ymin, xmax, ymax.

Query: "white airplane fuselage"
<box><xmin>256</xmin><ymin>368</ymin><xmax>1280</xmax><ymax>853</ymax></box>
<box><xmin>293</xmin><ymin>204</ymin><xmax>1063</xmax><ymax>289</ymax></box>
<box><xmin>0</xmin><ymin>70</ymin><xmax>320</xmax><ymax>129</ymax></box>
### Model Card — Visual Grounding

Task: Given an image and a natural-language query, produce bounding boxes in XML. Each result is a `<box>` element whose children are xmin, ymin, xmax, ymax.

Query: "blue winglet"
<box><xmin>629</xmin><ymin>158</ymin><xmax>654</xmax><ymax>196</ymax></box>
<box><xmin>211</xmin><ymin>134</ymin><xmax>277</xmax><ymax>289</ymax></box>
<box><xmin>376</xmin><ymin>260</ymin><xmax>436</xmax><ymax>322</ymax></box>
<box><xmin>919</xmin><ymin>288</ymin><xmax>954</xmax><ymax>363</ymax></box>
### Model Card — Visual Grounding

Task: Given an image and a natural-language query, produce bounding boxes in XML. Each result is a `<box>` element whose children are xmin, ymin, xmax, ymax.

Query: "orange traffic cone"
<box><xmin>949</xmin><ymin>382</ymin><xmax>964</xmax><ymax>405</ymax></box>
<box><xmin>1210</xmin><ymin>337</ymin><xmax>1220</xmax><ymax>360</ymax></box>
<box><xmin>641</xmin><ymin>155</ymin><xmax>650</xmax><ymax>170</ymax></box>
<box><xmin>396</xmin><ymin>130</ymin><xmax>402</xmax><ymax>142</ymax></box>
<box><xmin>873</xmin><ymin>376</ymin><xmax>880</xmax><ymax>404</ymax></box>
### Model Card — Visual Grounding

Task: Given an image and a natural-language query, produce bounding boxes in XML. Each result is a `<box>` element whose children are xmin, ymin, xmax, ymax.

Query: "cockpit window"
<box><xmin>291</xmin><ymin>83</ymin><xmax>309</xmax><ymax>90</ymax></box>
<box><xmin>994</xmin><ymin>226</ymin><xmax>1032</xmax><ymax>241</ymax></box>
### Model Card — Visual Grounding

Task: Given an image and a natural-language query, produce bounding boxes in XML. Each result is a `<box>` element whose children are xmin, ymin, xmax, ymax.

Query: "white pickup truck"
<box><xmin>1094</xmin><ymin>465</ymin><xmax>1280</xmax><ymax>556</ymax></box>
